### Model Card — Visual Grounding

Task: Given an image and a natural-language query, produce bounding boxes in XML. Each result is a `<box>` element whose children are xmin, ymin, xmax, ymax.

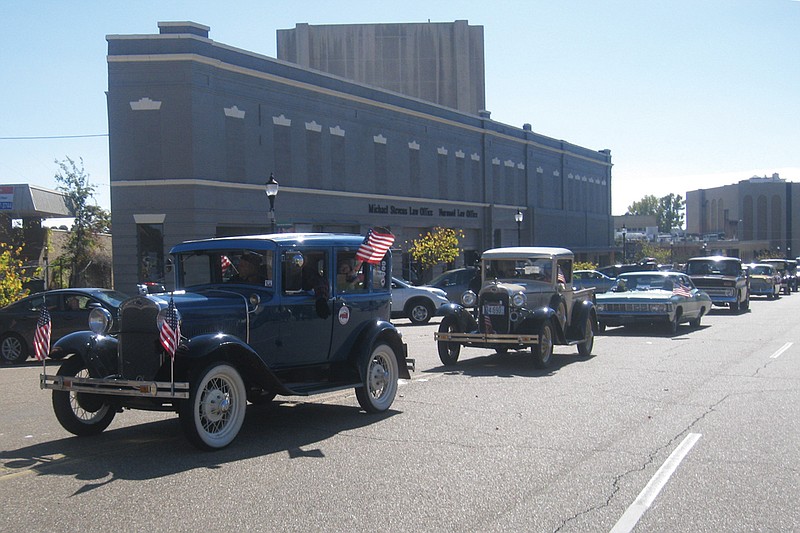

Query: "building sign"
<box><xmin>0</xmin><ymin>186</ymin><xmax>14</xmax><ymax>210</ymax></box>
<box><xmin>368</xmin><ymin>203</ymin><xmax>478</xmax><ymax>219</ymax></box>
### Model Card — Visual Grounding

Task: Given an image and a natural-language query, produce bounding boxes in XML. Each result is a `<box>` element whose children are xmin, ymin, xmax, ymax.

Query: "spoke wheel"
<box><xmin>437</xmin><ymin>315</ymin><xmax>461</xmax><ymax>365</ymax></box>
<box><xmin>531</xmin><ymin>321</ymin><xmax>554</xmax><ymax>368</ymax></box>
<box><xmin>180</xmin><ymin>362</ymin><xmax>247</xmax><ymax>450</ymax></box>
<box><xmin>52</xmin><ymin>356</ymin><xmax>116</xmax><ymax>436</ymax></box>
<box><xmin>1</xmin><ymin>334</ymin><xmax>28</xmax><ymax>364</ymax></box>
<box><xmin>356</xmin><ymin>343</ymin><xmax>399</xmax><ymax>413</ymax></box>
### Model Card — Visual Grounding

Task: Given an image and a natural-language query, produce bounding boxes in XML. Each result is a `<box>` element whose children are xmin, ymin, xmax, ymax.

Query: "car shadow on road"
<box><xmin>424</xmin><ymin>348</ymin><xmax>592</xmax><ymax>379</ymax></box>
<box><xmin>0</xmin><ymin>401</ymin><xmax>399</xmax><ymax>491</ymax></box>
<box><xmin>598</xmin><ymin>324</ymin><xmax>710</xmax><ymax>338</ymax></box>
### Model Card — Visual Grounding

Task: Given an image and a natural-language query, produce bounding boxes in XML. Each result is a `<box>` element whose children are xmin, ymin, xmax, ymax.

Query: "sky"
<box><xmin>1</xmin><ymin>0</ymin><xmax>798</xmax><ymax>223</ymax></box>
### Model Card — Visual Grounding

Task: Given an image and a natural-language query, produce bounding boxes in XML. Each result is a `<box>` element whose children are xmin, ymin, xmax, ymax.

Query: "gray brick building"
<box><xmin>107</xmin><ymin>21</ymin><xmax>613</xmax><ymax>291</ymax></box>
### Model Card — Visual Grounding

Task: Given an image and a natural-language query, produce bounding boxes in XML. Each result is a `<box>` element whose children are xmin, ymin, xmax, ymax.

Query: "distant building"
<box><xmin>277</xmin><ymin>21</ymin><xmax>486</xmax><ymax>115</ymax></box>
<box><xmin>686</xmin><ymin>173</ymin><xmax>800</xmax><ymax>260</ymax></box>
<box><xmin>0</xmin><ymin>184</ymin><xmax>112</xmax><ymax>289</ymax></box>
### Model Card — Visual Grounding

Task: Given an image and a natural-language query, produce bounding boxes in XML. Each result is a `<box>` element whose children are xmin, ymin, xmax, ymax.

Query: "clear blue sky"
<box><xmin>1</xmin><ymin>0</ymin><xmax>798</xmax><ymax>221</ymax></box>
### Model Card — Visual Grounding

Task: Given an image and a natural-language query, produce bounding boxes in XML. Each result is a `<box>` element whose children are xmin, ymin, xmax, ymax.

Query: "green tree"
<box><xmin>627</xmin><ymin>195</ymin><xmax>660</xmax><ymax>216</ymax></box>
<box><xmin>627</xmin><ymin>193</ymin><xmax>685</xmax><ymax>233</ymax></box>
<box><xmin>0</xmin><ymin>243</ymin><xmax>32</xmax><ymax>306</ymax></box>
<box><xmin>54</xmin><ymin>157</ymin><xmax>111</xmax><ymax>287</ymax></box>
<box><xmin>658</xmin><ymin>193</ymin><xmax>685</xmax><ymax>233</ymax></box>
<box><xmin>407</xmin><ymin>227</ymin><xmax>464</xmax><ymax>276</ymax></box>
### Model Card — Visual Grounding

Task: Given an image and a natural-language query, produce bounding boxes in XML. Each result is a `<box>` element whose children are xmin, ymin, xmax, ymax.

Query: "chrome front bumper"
<box><xmin>40</xmin><ymin>373</ymin><xmax>190</xmax><ymax>399</ymax></box>
<box><xmin>435</xmin><ymin>331</ymin><xmax>540</xmax><ymax>345</ymax></box>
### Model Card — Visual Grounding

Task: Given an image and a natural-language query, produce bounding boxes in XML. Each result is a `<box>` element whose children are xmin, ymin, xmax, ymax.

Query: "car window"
<box><xmin>336</xmin><ymin>251</ymin><xmax>367</xmax><ymax>293</ymax></box>
<box><xmin>486</xmin><ymin>258</ymin><xmax>552</xmax><ymax>282</ymax></box>
<box><xmin>177</xmin><ymin>250</ymin><xmax>274</xmax><ymax>288</ymax></box>
<box><xmin>282</xmin><ymin>250</ymin><xmax>329</xmax><ymax>297</ymax></box>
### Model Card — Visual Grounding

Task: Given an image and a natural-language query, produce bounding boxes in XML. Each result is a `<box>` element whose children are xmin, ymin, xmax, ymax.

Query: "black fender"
<box><xmin>437</xmin><ymin>303</ymin><xmax>479</xmax><ymax>333</ymax></box>
<box><xmin>180</xmin><ymin>333</ymin><xmax>293</xmax><ymax>395</ymax></box>
<box><xmin>348</xmin><ymin>319</ymin><xmax>410</xmax><ymax>380</ymax></box>
<box><xmin>518</xmin><ymin>306</ymin><xmax>562</xmax><ymax>340</ymax></box>
<box><xmin>51</xmin><ymin>331</ymin><xmax>118</xmax><ymax>377</ymax></box>
<box><xmin>566</xmin><ymin>299</ymin><xmax>597</xmax><ymax>341</ymax></box>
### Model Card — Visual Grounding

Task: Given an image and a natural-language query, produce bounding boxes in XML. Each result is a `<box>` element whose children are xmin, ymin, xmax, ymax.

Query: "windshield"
<box><xmin>93</xmin><ymin>290</ymin><xmax>129</xmax><ymax>306</ymax></box>
<box><xmin>749</xmin><ymin>265</ymin><xmax>773</xmax><ymax>276</ymax></box>
<box><xmin>686</xmin><ymin>260</ymin><xmax>741</xmax><ymax>276</ymax></box>
<box><xmin>485</xmin><ymin>258</ymin><xmax>553</xmax><ymax>283</ymax></box>
<box><xmin>177</xmin><ymin>249</ymin><xmax>275</xmax><ymax>289</ymax></box>
<box><xmin>614</xmin><ymin>274</ymin><xmax>681</xmax><ymax>292</ymax></box>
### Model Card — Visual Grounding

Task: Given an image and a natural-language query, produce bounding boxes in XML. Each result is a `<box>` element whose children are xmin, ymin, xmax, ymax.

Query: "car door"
<box><xmin>273</xmin><ymin>248</ymin><xmax>333</xmax><ymax>367</ymax></box>
<box><xmin>329</xmin><ymin>248</ymin><xmax>386</xmax><ymax>362</ymax></box>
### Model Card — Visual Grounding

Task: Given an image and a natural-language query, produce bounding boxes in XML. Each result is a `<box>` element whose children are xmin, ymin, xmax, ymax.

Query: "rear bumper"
<box><xmin>40</xmin><ymin>373</ymin><xmax>190</xmax><ymax>399</ymax></box>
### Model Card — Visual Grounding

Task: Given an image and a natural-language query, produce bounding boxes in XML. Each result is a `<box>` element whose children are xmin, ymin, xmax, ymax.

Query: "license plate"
<box><xmin>484</xmin><ymin>304</ymin><xmax>505</xmax><ymax>315</ymax></box>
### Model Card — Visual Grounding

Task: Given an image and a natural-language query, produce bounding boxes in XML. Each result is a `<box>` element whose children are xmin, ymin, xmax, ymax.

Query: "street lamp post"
<box><xmin>265</xmin><ymin>173</ymin><xmax>279</xmax><ymax>233</ymax></box>
<box><xmin>515</xmin><ymin>209</ymin><xmax>523</xmax><ymax>246</ymax></box>
<box><xmin>621</xmin><ymin>225</ymin><xmax>627</xmax><ymax>264</ymax></box>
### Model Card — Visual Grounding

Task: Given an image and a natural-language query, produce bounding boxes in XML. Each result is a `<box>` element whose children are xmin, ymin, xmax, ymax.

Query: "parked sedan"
<box><xmin>390</xmin><ymin>277</ymin><xmax>450</xmax><ymax>325</ymax></box>
<box><xmin>424</xmin><ymin>266</ymin><xmax>479</xmax><ymax>303</ymax></box>
<box><xmin>0</xmin><ymin>288</ymin><xmax>128</xmax><ymax>364</ymax></box>
<box><xmin>595</xmin><ymin>271</ymin><xmax>711</xmax><ymax>334</ymax></box>
<box><xmin>573</xmin><ymin>269</ymin><xmax>616</xmax><ymax>293</ymax></box>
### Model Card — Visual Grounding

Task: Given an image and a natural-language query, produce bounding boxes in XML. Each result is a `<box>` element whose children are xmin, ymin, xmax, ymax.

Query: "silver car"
<box><xmin>390</xmin><ymin>277</ymin><xmax>450</xmax><ymax>325</ymax></box>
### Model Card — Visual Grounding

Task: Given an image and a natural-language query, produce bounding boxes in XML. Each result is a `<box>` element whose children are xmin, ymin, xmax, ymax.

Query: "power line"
<box><xmin>0</xmin><ymin>134</ymin><xmax>108</xmax><ymax>140</ymax></box>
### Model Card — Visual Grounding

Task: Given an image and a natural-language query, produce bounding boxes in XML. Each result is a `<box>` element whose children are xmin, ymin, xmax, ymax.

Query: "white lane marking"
<box><xmin>610</xmin><ymin>433</ymin><xmax>702</xmax><ymax>533</ymax></box>
<box><xmin>770</xmin><ymin>342</ymin><xmax>792</xmax><ymax>359</ymax></box>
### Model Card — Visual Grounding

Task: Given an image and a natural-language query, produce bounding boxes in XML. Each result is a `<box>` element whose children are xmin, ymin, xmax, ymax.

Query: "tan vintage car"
<box><xmin>745</xmin><ymin>263</ymin><xmax>782</xmax><ymax>299</ymax></box>
<box><xmin>435</xmin><ymin>247</ymin><xmax>597</xmax><ymax>369</ymax></box>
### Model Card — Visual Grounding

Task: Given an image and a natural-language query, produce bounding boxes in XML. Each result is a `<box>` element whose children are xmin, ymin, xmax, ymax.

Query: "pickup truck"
<box><xmin>434</xmin><ymin>247</ymin><xmax>597</xmax><ymax>368</ymax></box>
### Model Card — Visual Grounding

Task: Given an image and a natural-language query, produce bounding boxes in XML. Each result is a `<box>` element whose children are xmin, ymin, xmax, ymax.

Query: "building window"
<box><xmin>137</xmin><ymin>223</ymin><xmax>164</xmax><ymax>284</ymax></box>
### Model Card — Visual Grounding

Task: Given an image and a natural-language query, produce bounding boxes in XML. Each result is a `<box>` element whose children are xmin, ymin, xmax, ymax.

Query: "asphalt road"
<box><xmin>1</xmin><ymin>295</ymin><xmax>798</xmax><ymax>532</ymax></box>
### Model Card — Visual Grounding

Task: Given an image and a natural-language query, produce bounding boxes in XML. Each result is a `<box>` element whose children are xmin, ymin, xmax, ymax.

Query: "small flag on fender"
<box><xmin>160</xmin><ymin>297</ymin><xmax>181</xmax><ymax>358</ymax></box>
<box><xmin>356</xmin><ymin>227</ymin><xmax>395</xmax><ymax>264</ymax></box>
<box><xmin>33</xmin><ymin>305</ymin><xmax>51</xmax><ymax>361</ymax></box>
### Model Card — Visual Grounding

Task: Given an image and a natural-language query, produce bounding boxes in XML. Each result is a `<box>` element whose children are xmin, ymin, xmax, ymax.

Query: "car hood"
<box><xmin>147</xmin><ymin>290</ymin><xmax>262</xmax><ymax>337</ymax></box>
<box><xmin>596</xmin><ymin>290</ymin><xmax>676</xmax><ymax>302</ymax></box>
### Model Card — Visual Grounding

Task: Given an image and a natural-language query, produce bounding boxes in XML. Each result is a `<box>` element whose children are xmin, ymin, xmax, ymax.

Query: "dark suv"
<box><xmin>685</xmin><ymin>256</ymin><xmax>750</xmax><ymax>312</ymax></box>
<box><xmin>761</xmin><ymin>259</ymin><xmax>795</xmax><ymax>295</ymax></box>
<box><xmin>41</xmin><ymin>234</ymin><xmax>413</xmax><ymax>450</ymax></box>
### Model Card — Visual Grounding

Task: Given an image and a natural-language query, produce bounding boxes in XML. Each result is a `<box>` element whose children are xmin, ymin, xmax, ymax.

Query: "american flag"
<box><xmin>483</xmin><ymin>314</ymin><xmax>494</xmax><ymax>334</ymax></box>
<box><xmin>356</xmin><ymin>227</ymin><xmax>395</xmax><ymax>264</ymax></box>
<box><xmin>159</xmin><ymin>297</ymin><xmax>180</xmax><ymax>358</ymax></box>
<box><xmin>33</xmin><ymin>305</ymin><xmax>51</xmax><ymax>361</ymax></box>
<box><xmin>557</xmin><ymin>268</ymin><xmax>566</xmax><ymax>284</ymax></box>
<box><xmin>672</xmin><ymin>280</ymin><xmax>692</xmax><ymax>298</ymax></box>
<box><xmin>221</xmin><ymin>255</ymin><xmax>232</xmax><ymax>272</ymax></box>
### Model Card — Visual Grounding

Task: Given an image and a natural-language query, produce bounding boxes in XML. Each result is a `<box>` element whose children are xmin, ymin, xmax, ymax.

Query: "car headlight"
<box><xmin>595</xmin><ymin>303</ymin><xmax>605</xmax><ymax>311</ymax></box>
<box><xmin>156</xmin><ymin>307</ymin><xmax>182</xmax><ymax>330</ymax></box>
<box><xmin>649</xmin><ymin>303</ymin><xmax>667</xmax><ymax>313</ymax></box>
<box><xmin>511</xmin><ymin>292</ymin><xmax>526</xmax><ymax>307</ymax></box>
<box><xmin>461</xmin><ymin>290</ymin><xmax>477</xmax><ymax>307</ymax></box>
<box><xmin>89</xmin><ymin>307</ymin><xmax>113</xmax><ymax>335</ymax></box>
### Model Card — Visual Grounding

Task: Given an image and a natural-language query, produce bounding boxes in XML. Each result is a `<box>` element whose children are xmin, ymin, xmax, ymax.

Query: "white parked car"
<box><xmin>391</xmin><ymin>277</ymin><xmax>450</xmax><ymax>325</ymax></box>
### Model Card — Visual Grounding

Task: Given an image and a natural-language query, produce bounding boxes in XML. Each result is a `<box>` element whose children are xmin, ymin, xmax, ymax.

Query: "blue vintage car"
<box><xmin>41</xmin><ymin>233</ymin><xmax>413</xmax><ymax>450</ymax></box>
<box><xmin>595</xmin><ymin>271</ymin><xmax>711</xmax><ymax>334</ymax></box>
